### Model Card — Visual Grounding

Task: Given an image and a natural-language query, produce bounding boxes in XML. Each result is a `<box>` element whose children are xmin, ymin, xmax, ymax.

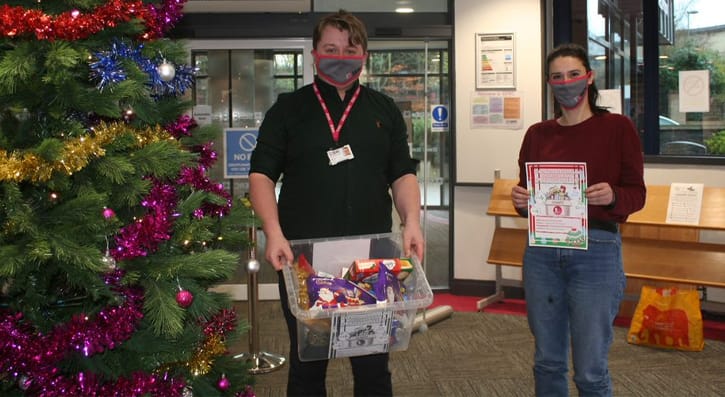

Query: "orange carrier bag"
<box><xmin>627</xmin><ymin>286</ymin><xmax>704</xmax><ymax>351</ymax></box>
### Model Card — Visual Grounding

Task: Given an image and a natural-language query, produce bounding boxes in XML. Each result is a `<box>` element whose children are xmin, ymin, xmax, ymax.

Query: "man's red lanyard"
<box><xmin>312</xmin><ymin>82</ymin><xmax>361</xmax><ymax>144</ymax></box>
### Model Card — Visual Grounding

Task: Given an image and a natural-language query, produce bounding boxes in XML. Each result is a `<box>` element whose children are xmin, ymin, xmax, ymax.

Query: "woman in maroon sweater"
<box><xmin>511</xmin><ymin>43</ymin><xmax>646</xmax><ymax>397</ymax></box>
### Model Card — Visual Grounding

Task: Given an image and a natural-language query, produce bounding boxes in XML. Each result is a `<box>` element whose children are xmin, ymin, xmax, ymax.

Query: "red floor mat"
<box><xmin>431</xmin><ymin>293</ymin><xmax>725</xmax><ymax>341</ymax></box>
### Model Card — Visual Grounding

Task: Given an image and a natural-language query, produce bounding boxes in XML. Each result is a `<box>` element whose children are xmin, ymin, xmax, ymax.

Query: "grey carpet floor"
<box><xmin>230</xmin><ymin>301</ymin><xmax>725</xmax><ymax>397</ymax></box>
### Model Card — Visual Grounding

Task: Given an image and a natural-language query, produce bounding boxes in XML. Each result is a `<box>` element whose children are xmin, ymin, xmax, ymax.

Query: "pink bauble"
<box><xmin>176</xmin><ymin>290</ymin><xmax>194</xmax><ymax>308</ymax></box>
<box><xmin>217</xmin><ymin>376</ymin><xmax>231</xmax><ymax>390</ymax></box>
<box><xmin>102</xmin><ymin>208</ymin><xmax>116</xmax><ymax>219</ymax></box>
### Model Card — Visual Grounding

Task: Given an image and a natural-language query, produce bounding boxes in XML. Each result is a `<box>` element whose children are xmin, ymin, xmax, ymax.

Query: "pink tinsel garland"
<box><xmin>0</xmin><ymin>115</ymin><xmax>241</xmax><ymax>393</ymax></box>
<box><xmin>0</xmin><ymin>270</ymin><xmax>189</xmax><ymax>396</ymax></box>
<box><xmin>112</xmin><ymin>116</ymin><xmax>232</xmax><ymax>261</ymax></box>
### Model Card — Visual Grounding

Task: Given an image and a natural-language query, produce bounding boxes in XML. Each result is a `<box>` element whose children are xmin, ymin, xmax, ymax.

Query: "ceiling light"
<box><xmin>395</xmin><ymin>7</ymin><xmax>414</xmax><ymax>13</ymax></box>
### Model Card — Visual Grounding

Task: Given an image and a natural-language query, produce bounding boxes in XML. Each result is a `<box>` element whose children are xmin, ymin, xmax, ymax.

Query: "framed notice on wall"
<box><xmin>475</xmin><ymin>33</ymin><xmax>515</xmax><ymax>90</ymax></box>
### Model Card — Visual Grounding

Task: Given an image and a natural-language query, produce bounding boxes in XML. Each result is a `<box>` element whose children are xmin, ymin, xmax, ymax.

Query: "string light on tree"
<box><xmin>123</xmin><ymin>108</ymin><xmax>135</xmax><ymax>123</ymax></box>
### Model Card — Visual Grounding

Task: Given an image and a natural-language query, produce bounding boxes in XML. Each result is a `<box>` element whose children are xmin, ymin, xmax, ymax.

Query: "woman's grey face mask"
<box><xmin>549</xmin><ymin>74</ymin><xmax>590</xmax><ymax>109</ymax></box>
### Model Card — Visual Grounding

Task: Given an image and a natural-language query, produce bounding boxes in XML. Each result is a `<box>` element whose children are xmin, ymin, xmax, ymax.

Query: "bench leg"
<box><xmin>477</xmin><ymin>265</ymin><xmax>505</xmax><ymax>310</ymax></box>
<box><xmin>476</xmin><ymin>291</ymin><xmax>505</xmax><ymax>310</ymax></box>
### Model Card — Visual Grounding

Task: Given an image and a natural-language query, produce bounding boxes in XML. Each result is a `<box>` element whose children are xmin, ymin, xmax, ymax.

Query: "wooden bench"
<box><xmin>478</xmin><ymin>175</ymin><xmax>725</xmax><ymax>314</ymax></box>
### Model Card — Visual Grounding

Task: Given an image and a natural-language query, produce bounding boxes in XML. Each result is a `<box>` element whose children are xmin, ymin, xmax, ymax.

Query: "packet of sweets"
<box><xmin>373</xmin><ymin>265</ymin><xmax>403</xmax><ymax>304</ymax></box>
<box><xmin>307</xmin><ymin>275</ymin><xmax>376</xmax><ymax>310</ymax></box>
<box><xmin>396</xmin><ymin>258</ymin><xmax>414</xmax><ymax>280</ymax></box>
<box><xmin>346</xmin><ymin>259</ymin><xmax>379</xmax><ymax>281</ymax></box>
<box><xmin>348</xmin><ymin>258</ymin><xmax>407</xmax><ymax>281</ymax></box>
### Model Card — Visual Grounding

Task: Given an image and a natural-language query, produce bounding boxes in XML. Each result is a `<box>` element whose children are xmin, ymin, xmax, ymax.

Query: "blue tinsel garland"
<box><xmin>90</xmin><ymin>40</ymin><xmax>194</xmax><ymax>97</ymax></box>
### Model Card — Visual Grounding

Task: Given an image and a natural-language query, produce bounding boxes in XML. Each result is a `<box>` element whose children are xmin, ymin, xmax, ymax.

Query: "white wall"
<box><xmin>453</xmin><ymin>0</ymin><xmax>541</xmax><ymax>281</ymax></box>
<box><xmin>452</xmin><ymin>1</ymin><xmax>725</xmax><ymax>303</ymax></box>
<box><xmin>454</xmin><ymin>0</ymin><xmax>542</xmax><ymax>184</ymax></box>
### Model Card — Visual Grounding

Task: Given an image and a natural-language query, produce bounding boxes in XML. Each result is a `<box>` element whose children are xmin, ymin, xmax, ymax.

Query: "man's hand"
<box><xmin>402</xmin><ymin>222</ymin><xmax>425</xmax><ymax>262</ymax></box>
<box><xmin>263</xmin><ymin>232</ymin><xmax>293</xmax><ymax>271</ymax></box>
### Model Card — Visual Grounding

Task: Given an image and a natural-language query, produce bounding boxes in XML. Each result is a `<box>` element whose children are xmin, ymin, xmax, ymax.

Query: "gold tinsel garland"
<box><xmin>187</xmin><ymin>334</ymin><xmax>227</xmax><ymax>377</ymax></box>
<box><xmin>155</xmin><ymin>332</ymin><xmax>228</xmax><ymax>379</ymax></box>
<box><xmin>0</xmin><ymin>123</ymin><xmax>173</xmax><ymax>182</ymax></box>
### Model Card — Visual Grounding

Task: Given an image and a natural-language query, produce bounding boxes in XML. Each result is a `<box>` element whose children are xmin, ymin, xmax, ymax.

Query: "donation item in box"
<box><xmin>282</xmin><ymin>233</ymin><xmax>433</xmax><ymax>361</ymax></box>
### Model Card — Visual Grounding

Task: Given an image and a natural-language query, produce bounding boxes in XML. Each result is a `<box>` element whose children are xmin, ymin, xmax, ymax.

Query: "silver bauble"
<box><xmin>101</xmin><ymin>254</ymin><xmax>117</xmax><ymax>270</ymax></box>
<box><xmin>158</xmin><ymin>62</ymin><xmax>176</xmax><ymax>82</ymax></box>
<box><xmin>246</xmin><ymin>258</ymin><xmax>261</xmax><ymax>273</ymax></box>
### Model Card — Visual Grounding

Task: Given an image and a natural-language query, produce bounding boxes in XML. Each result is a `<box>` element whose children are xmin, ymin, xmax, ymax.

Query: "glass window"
<box><xmin>576</xmin><ymin>0</ymin><xmax>724</xmax><ymax>159</ymax></box>
<box><xmin>588</xmin><ymin>0</ymin><xmax>608</xmax><ymax>43</ymax></box>
<box><xmin>657</xmin><ymin>0</ymin><xmax>725</xmax><ymax>157</ymax></box>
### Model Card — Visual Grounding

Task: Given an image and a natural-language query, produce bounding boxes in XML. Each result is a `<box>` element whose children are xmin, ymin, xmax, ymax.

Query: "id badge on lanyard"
<box><xmin>313</xmin><ymin>82</ymin><xmax>361</xmax><ymax>166</ymax></box>
<box><xmin>327</xmin><ymin>144</ymin><xmax>354</xmax><ymax>165</ymax></box>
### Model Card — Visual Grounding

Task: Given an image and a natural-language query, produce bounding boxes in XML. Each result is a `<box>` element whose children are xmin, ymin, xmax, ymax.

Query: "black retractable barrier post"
<box><xmin>234</xmin><ymin>215</ymin><xmax>285</xmax><ymax>374</ymax></box>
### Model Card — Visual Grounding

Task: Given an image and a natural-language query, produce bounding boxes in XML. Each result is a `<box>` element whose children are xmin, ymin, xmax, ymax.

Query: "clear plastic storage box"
<box><xmin>282</xmin><ymin>233</ymin><xmax>433</xmax><ymax>361</ymax></box>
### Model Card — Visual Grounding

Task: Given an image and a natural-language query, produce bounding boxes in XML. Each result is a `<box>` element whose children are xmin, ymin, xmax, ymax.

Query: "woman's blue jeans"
<box><xmin>523</xmin><ymin>228</ymin><xmax>625</xmax><ymax>397</ymax></box>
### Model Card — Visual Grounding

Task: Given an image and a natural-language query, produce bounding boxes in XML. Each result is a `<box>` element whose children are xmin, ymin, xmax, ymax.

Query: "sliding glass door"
<box><xmin>365</xmin><ymin>40</ymin><xmax>451</xmax><ymax>288</ymax></box>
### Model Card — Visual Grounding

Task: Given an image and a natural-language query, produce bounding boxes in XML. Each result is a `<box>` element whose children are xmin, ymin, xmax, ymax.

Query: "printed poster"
<box><xmin>526</xmin><ymin>162</ymin><xmax>588</xmax><ymax>249</ymax></box>
<box><xmin>679</xmin><ymin>70</ymin><xmax>710</xmax><ymax>113</ymax></box>
<box><xmin>329</xmin><ymin>310</ymin><xmax>393</xmax><ymax>358</ymax></box>
<box><xmin>666</xmin><ymin>183</ymin><xmax>704</xmax><ymax>225</ymax></box>
<box><xmin>475</xmin><ymin>33</ymin><xmax>515</xmax><ymax>89</ymax></box>
<box><xmin>470</xmin><ymin>91</ymin><xmax>523</xmax><ymax>129</ymax></box>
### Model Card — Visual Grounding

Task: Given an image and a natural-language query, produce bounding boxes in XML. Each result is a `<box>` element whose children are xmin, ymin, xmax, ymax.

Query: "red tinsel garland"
<box><xmin>0</xmin><ymin>0</ymin><xmax>187</xmax><ymax>41</ymax></box>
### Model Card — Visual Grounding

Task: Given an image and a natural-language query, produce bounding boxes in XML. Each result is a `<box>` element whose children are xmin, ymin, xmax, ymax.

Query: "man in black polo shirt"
<box><xmin>249</xmin><ymin>9</ymin><xmax>424</xmax><ymax>397</ymax></box>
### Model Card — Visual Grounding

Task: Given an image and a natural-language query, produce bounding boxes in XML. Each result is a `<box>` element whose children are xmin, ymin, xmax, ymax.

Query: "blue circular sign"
<box><xmin>432</xmin><ymin>106</ymin><xmax>448</xmax><ymax>122</ymax></box>
<box><xmin>238</xmin><ymin>132</ymin><xmax>257</xmax><ymax>151</ymax></box>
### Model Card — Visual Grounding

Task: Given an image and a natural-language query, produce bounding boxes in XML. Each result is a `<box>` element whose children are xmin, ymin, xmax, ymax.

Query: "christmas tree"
<box><xmin>0</xmin><ymin>1</ymin><xmax>256</xmax><ymax>395</ymax></box>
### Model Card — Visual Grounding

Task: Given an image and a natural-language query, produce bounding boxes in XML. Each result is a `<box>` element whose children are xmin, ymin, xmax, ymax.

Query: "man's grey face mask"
<box><xmin>315</xmin><ymin>53</ymin><xmax>365</xmax><ymax>88</ymax></box>
<box><xmin>549</xmin><ymin>73</ymin><xmax>590</xmax><ymax>109</ymax></box>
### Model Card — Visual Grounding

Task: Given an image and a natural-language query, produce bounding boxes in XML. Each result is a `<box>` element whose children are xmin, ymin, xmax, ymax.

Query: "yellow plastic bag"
<box><xmin>627</xmin><ymin>286</ymin><xmax>704</xmax><ymax>351</ymax></box>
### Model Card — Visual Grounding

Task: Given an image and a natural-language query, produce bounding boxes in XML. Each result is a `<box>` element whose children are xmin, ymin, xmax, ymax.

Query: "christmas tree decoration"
<box><xmin>0</xmin><ymin>122</ymin><xmax>170</xmax><ymax>183</ymax></box>
<box><xmin>0</xmin><ymin>0</ymin><xmax>185</xmax><ymax>41</ymax></box>
<box><xmin>123</xmin><ymin>108</ymin><xmax>136</xmax><ymax>123</ymax></box>
<box><xmin>176</xmin><ymin>289</ymin><xmax>194</xmax><ymax>308</ymax></box>
<box><xmin>102</xmin><ymin>207</ymin><xmax>116</xmax><ymax>219</ymax></box>
<box><xmin>90</xmin><ymin>40</ymin><xmax>195</xmax><ymax>96</ymax></box>
<box><xmin>217</xmin><ymin>374</ymin><xmax>231</xmax><ymax>390</ymax></box>
<box><xmin>101</xmin><ymin>252</ymin><xmax>117</xmax><ymax>270</ymax></box>
<box><xmin>158</xmin><ymin>60</ymin><xmax>177</xmax><ymax>82</ymax></box>
<box><xmin>0</xmin><ymin>0</ymin><xmax>256</xmax><ymax>395</ymax></box>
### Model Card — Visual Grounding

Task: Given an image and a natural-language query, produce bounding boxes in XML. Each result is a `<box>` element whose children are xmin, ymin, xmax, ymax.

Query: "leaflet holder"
<box><xmin>234</xmin><ymin>217</ymin><xmax>286</xmax><ymax>374</ymax></box>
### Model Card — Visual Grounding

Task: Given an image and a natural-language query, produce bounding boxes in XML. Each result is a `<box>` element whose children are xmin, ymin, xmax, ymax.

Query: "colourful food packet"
<box><xmin>307</xmin><ymin>275</ymin><xmax>376</xmax><ymax>309</ymax></box>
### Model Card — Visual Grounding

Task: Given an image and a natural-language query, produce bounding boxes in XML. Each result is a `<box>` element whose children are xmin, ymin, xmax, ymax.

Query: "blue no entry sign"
<box><xmin>224</xmin><ymin>128</ymin><xmax>258</xmax><ymax>179</ymax></box>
